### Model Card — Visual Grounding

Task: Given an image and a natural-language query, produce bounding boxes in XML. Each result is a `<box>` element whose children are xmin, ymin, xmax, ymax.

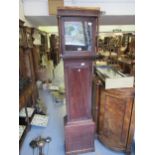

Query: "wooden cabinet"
<box><xmin>19</xmin><ymin>83</ymin><xmax>36</xmax><ymax>149</ymax></box>
<box><xmin>32</xmin><ymin>45</ymin><xmax>41</xmax><ymax>80</ymax></box>
<box><xmin>19</xmin><ymin>21</ymin><xmax>42</xmax><ymax>151</ymax></box>
<box><xmin>24</xmin><ymin>27</ymin><xmax>33</xmax><ymax>48</ymax></box>
<box><xmin>50</xmin><ymin>34</ymin><xmax>57</xmax><ymax>48</ymax></box>
<box><xmin>19</xmin><ymin>83</ymin><xmax>32</xmax><ymax>110</ymax></box>
<box><xmin>23</xmin><ymin>48</ymin><xmax>35</xmax><ymax>82</ymax></box>
<box><xmin>19</xmin><ymin>47</ymin><xmax>27</xmax><ymax>78</ymax></box>
<box><xmin>19</xmin><ymin>20</ymin><xmax>27</xmax><ymax>48</ymax></box>
<box><xmin>92</xmin><ymin>76</ymin><xmax>135</xmax><ymax>154</ymax></box>
<box><xmin>57</xmin><ymin>7</ymin><xmax>100</xmax><ymax>155</ymax></box>
<box><xmin>40</xmin><ymin>32</ymin><xmax>48</xmax><ymax>53</ymax></box>
<box><xmin>118</xmin><ymin>58</ymin><xmax>135</xmax><ymax>76</ymax></box>
<box><xmin>19</xmin><ymin>20</ymin><xmax>38</xmax><ymax>107</ymax></box>
<box><xmin>50</xmin><ymin>34</ymin><xmax>60</xmax><ymax>66</ymax></box>
<box><xmin>51</xmin><ymin>48</ymin><xmax>60</xmax><ymax>66</ymax></box>
<box><xmin>19</xmin><ymin>24</ymin><xmax>36</xmax><ymax>82</ymax></box>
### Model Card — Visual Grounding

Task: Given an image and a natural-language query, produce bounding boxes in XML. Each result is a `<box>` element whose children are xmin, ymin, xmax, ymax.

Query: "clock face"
<box><xmin>64</xmin><ymin>21</ymin><xmax>93</xmax><ymax>52</ymax></box>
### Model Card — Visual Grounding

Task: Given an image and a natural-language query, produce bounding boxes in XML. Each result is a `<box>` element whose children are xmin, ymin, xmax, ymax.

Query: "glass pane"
<box><xmin>64</xmin><ymin>21</ymin><xmax>92</xmax><ymax>52</ymax></box>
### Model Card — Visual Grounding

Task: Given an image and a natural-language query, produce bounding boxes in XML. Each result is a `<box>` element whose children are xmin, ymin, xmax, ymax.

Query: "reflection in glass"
<box><xmin>64</xmin><ymin>21</ymin><xmax>92</xmax><ymax>51</ymax></box>
<box><xmin>96</xmin><ymin>67</ymin><xmax>122</xmax><ymax>78</ymax></box>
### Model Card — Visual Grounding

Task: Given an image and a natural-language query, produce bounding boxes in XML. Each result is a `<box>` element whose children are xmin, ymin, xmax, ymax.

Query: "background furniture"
<box><xmin>97</xmin><ymin>33</ymin><xmax>135</xmax><ymax>76</ymax></box>
<box><xmin>50</xmin><ymin>34</ymin><xmax>60</xmax><ymax>66</ymax></box>
<box><xmin>19</xmin><ymin>20</ymin><xmax>39</xmax><ymax>150</ymax></box>
<box><xmin>92</xmin><ymin>67</ymin><xmax>135</xmax><ymax>155</ymax></box>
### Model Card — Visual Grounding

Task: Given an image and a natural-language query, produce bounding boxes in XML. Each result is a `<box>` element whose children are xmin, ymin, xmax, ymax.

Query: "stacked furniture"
<box><xmin>19</xmin><ymin>20</ymin><xmax>38</xmax><ymax>149</ymax></box>
<box><xmin>97</xmin><ymin>33</ymin><xmax>135</xmax><ymax>76</ymax></box>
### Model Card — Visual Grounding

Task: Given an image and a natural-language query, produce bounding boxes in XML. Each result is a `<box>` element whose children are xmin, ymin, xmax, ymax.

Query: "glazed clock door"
<box><xmin>98</xmin><ymin>89</ymin><xmax>134</xmax><ymax>150</ymax></box>
<box><xmin>60</xmin><ymin>17</ymin><xmax>97</xmax><ymax>56</ymax></box>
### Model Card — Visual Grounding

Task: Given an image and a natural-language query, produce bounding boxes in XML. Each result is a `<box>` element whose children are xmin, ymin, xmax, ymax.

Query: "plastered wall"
<box><xmin>19</xmin><ymin>0</ymin><xmax>35</xmax><ymax>27</ymax></box>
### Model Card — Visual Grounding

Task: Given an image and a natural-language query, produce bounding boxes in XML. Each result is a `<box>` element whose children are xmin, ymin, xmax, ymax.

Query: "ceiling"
<box><xmin>22</xmin><ymin>0</ymin><xmax>135</xmax><ymax>28</ymax></box>
<box><xmin>26</xmin><ymin>15</ymin><xmax>135</xmax><ymax>27</ymax></box>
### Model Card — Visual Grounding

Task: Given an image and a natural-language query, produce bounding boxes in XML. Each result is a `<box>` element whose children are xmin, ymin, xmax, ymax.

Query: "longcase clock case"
<box><xmin>57</xmin><ymin>7</ymin><xmax>100</xmax><ymax>155</ymax></box>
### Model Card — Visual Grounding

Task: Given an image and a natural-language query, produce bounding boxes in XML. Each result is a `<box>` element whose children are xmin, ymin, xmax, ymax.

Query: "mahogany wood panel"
<box><xmin>92</xmin><ymin>77</ymin><xmax>102</xmax><ymax>134</ymax></box>
<box><xmin>65</xmin><ymin>119</ymin><xmax>95</xmax><ymax>155</ymax></box>
<box><xmin>57</xmin><ymin>7</ymin><xmax>100</xmax><ymax>17</ymax></box>
<box><xmin>64</xmin><ymin>60</ymin><xmax>93</xmax><ymax>121</ymax></box>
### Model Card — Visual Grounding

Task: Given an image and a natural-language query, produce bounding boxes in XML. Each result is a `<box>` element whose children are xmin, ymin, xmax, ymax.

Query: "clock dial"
<box><xmin>64</xmin><ymin>21</ymin><xmax>93</xmax><ymax>52</ymax></box>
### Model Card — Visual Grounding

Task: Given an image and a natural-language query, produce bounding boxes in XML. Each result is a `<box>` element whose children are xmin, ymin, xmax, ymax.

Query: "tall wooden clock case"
<box><xmin>57</xmin><ymin>7</ymin><xmax>100</xmax><ymax>155</ymax></box>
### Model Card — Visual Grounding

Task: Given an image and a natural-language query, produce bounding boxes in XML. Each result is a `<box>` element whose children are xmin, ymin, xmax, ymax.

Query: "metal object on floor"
<box><xmin>29</xmin><ymin>136</ymin><xmax>52</xmax><ymax>155</ymax></box>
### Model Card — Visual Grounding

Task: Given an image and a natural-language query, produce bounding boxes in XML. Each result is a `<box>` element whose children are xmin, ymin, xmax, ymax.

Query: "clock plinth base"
<box><xmin>64</xmin><ymin>118</ymin><xmax>95</xmax><ymax>155</ymax></box>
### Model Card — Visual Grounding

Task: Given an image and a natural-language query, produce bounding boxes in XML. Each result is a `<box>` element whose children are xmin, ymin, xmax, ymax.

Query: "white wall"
<box><xmin>23</xmin><ymin>0</ymin><xmax>49</xmax><ymax>16</ymax></box>
<box><xmin>64</xmin><ymin>0</ymin><xmax>135</xmax><ymax>15</ymax></box>
<box><xmin>23</xmin><ymin>0</ymin><xmax>134</xmax><ymax>16</ymax></box>
<box><xmin>19</xmin><ymin>0</ymin><xmax>35</xmax><ymax>27</ymax></box>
